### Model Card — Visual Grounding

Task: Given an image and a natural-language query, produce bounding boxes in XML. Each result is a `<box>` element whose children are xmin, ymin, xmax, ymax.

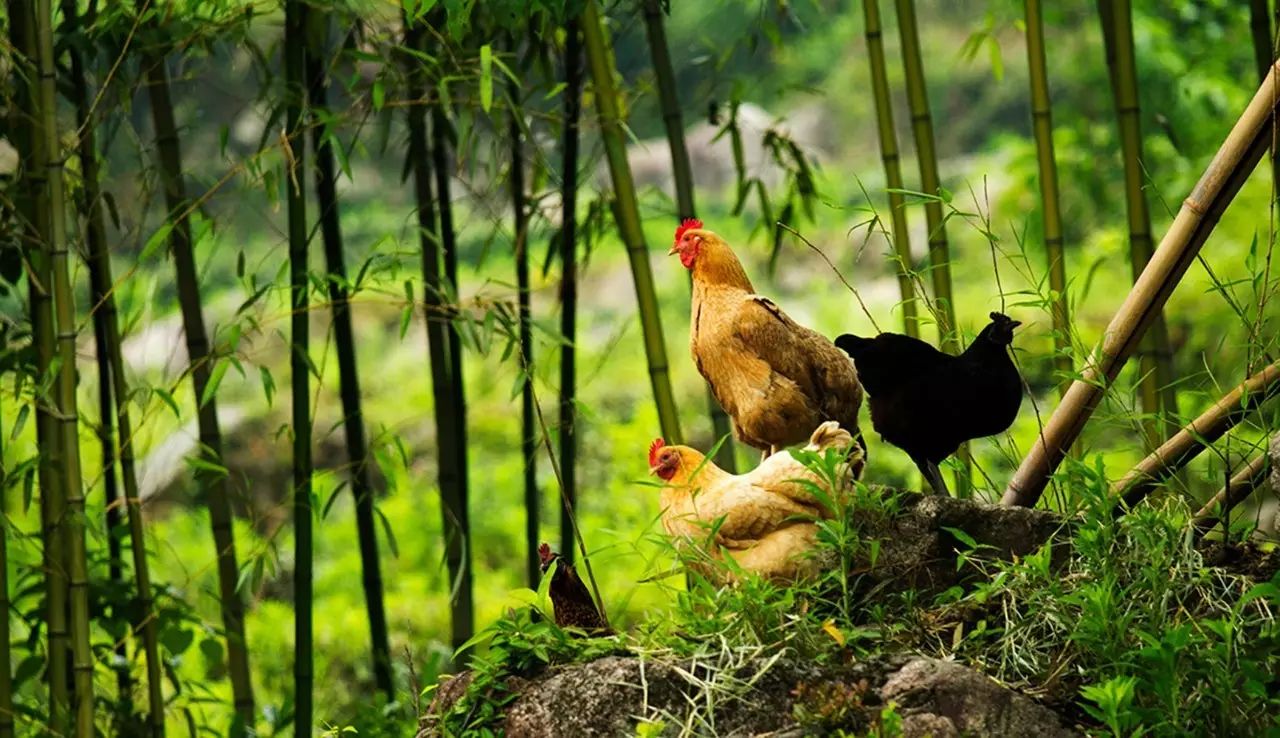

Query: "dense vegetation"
<box><xmin>0</xmin><ymin>0</ymin><xmax>1278</xmax><ymax>735</ymax></box>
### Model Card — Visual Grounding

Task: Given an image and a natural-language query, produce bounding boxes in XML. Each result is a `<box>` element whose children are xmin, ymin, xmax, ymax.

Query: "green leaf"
<box><xmin>372</xmin><ymin>78</ymin><xmax>385</xmax><ymax>111</ymax></box>
<box><xmin>259</xmin><ymin>366</ymin><xmax>275</xmax><ymax>408</ymax></box>
<box><xmin>200</xmin><ymin>360</ymin><xmax>229</xmax><ymax>409</ymax></box>
<box><xmin>10</xmin><ymin>403</ymin><xmax>29</xmax><ymax>441</ymax></box>
<box><xmin>153</xmin><ymin>387</ymin><xmax>182</xmax><ymax>419</ymax></box>
<box><xmin>140</xmin><ymin>222</ymin><xmax>174</xmax><ymax>262</ymax></box>
<box><xmin>479</xmin><ymin>44</ymin><xmax>493</xmax><ymax>113</ymax></box>
<box><xmin>374</xmin><ymin>504</ymin><xmax>400</xmax><ymax>558</ymax></box>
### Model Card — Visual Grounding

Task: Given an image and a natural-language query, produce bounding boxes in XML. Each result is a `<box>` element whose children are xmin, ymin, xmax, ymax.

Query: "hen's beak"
<box><xmin>667</xmin><ymin>243</ymin><xmax>680</xmax><ymax>256</ymax></box>
<box><xmin>648</xmin><ymin>465</ymin><xmax>660</xmax><ymax>476</ymax></box>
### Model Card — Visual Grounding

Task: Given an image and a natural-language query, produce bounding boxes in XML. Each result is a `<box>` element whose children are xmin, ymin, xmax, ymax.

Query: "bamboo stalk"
<box><xmin>863</xmin><ymin>0</ymin><xmax>919</xmax><ymax>336</ymax></box>
<box><xmin>558</xmin><ymin>18</ymin><xmax>583</xmax><ymax>565</ymax></box>
<box><xmin>1250</xmin><ymin>0</ymin><xmax>1273</xmax><ymax>82</ymax></box>
<box><xmin>7</xmin><ymin>2</ymin><xmax>69</xmax><ymax>728</ymax></box>
<box><xmin>508</xmin><ymin>54</ymin><xmax>539</xmax><ymax>587</ymax></box>
<box><xmin>34</xmin><ymin>0</ymin><xmax>95</xmax><ymax>730</ymax></box>
<box><xmin>137</xmin><ymin>18</ymin><xmax>256</xmax><ymax>723</ymax></box>
<box><xmin>581</xmin><ymin>0</ymin><xmax>684</xmax><ymax>441</ymax></box>
<box><xmin>1002</xmin><ymin>61</ymin><xmax>1280</xmax><ymax>508</ymax></box>
<box><xmin>640</xmin><ymin>0</ymin><xmax>736</xmax><ymax>471</ymax></box>
<box><xmin>430</xmin><ymin>85</ymin><xmax>474</xmax><ymax>663</ymax></box>
<box><xmin>1192</xmin><ymin>451</ymin><xmax>1272</xmax><ymax>527</ymax></box>
<box><xmin>894</xmin><ymin>0</ymin><xmax>969</xmax><ymax>494</ymax></box>
<box><xmin>1102</xmin><ymin>0</ymin><xmax>1179</xmax><ymax>445</ymax></box>
<box><xmin>1023</xmin><ymin>0</ymin><xmax>1071</xmax><ymax>395</ymax></box>
<box><xmin>1111</xmin><ymin>360</ymin><xmax>1280</xmax><ymax>511</ymax></box>
<box><xmin>1</xmin><ymin>376</ymin><xmax>14</xmax><ymax>738</ymax></box>
<box><xmin>64</xmin><ymin>0</ymin><xmax>164</xmax><ymax>728</ymax></box>
<box><xmin>402</xmin><ymin>10</ymin><xmax>473</xmax><ymax>661</ymax></box>
<box><xmin>284</xmin><ymin>0</ymin><xmax>313</xmax><ymax>732</ymax></box>
<box><xmin>305</xmin><ymin>12</ymin><xmax>393</xmax><ymax>701</ymax></box>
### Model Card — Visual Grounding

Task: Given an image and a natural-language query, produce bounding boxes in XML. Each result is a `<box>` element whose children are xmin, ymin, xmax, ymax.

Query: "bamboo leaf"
<box><xmin>140</xmin><ymin>222</ymin><xmax>174</xmax><ymax>262</ymax></box>
<box><xmin>153</xmin><ymin>387</ymin><xmax>182</xmax><ymax>419</ymax></box>
<box><xmin>201</xmin><ymin>360</ymin><xmax>228</xmax><ymax>409</ymax></box>
<box><xmin>9</xmin><ymin>404</ymin><xmax>29</xmax><ymax>441</ymax></box>
<box><xmin>259</xmin><ymin>366</ymin><xmax>275</xmax><ymax>408</ymax></box>
<box><xmin>372</xmin><ymin>78</ymin><xmax>385</xmax><ymax>110</ymax></box>
<box><xmin>374</xmin><ymin>504</ymin><xmax>400</xmax><ymax>558</ymax></box>
<box><xmin>479</xmin><ymin>44</ymin><xmax>493</xmax><ymax>113</ymax></box>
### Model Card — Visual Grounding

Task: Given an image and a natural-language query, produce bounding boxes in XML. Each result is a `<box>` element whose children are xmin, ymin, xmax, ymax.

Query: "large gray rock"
<box><xmin>422</xmin><ymin>654</ymin><xmax>1079</xmax><ymax>737</ymax></box>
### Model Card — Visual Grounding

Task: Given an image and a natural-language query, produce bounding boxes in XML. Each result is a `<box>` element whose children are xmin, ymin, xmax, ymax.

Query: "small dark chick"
<box><xmin>834</xmin><ymin>312</ymin><xmax>1022</xmax><ymax>496</ymax></box>
<box><xmin>538</xmin><ymin>543</ymin><xmax>610</xmax><ymax>634</ymax></box>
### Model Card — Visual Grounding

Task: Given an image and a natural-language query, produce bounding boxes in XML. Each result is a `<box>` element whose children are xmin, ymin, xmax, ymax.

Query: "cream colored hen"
<box><xmin>648</xmin><ymin>421</ymin><xmax>859</xmax><ymax>582</ymax></box>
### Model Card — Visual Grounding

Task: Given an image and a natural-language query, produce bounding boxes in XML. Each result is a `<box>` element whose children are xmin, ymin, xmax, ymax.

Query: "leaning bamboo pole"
<box><xmin>137</xmin><ymin>15</ymin><xmax>256</xmax><ymax>721</ymax></box>
<box><xmin>582</xmin><ymin>0</ymin><xmax>683</xmax><ymax>441</ymax></box>
<box><xmin>1102</xmin><ymin>0</ymin><xmax>1179</xmax><ymax>445</ymax></box>
<box><xmin>640</xmin><ymin>0</ymin><xmax>736</xmax><ymax>471</ymax></box>
<box><xmin>863</xmin><ymin>0</ymin><xmax>919</xmax><ymax>336</ymax></box>
<box><xmin>1111</xmin><ymin>360</ymin><xmax>1280</xmax><ymax>511</ymax></box>
<box><xmin>35</xmin><ymin>0</ymin><xmax>95</xmax><ymax>729</ymax></box>
<box><xmin>558</xmin><ymin>19</ymin><xmax>583</xmax><ymax>565</ymax></box>
<box><xmin>283</xmin><ymin>0</ymin><xmax>313</xmax><ymax>732</ymax></box>
<box><xmin>7</xmin><ymin>2</ymin><xmax>68</xmax><ymax>728</ymax></box>
<box><xmin>1192</xmin><ymin>451</ymin><xmax>1272</xmax><ymax>527</ymax></box>
<box><xmin>64</xmin><ymin>0</ymin><xmax>164</xmax><ymax>727</ymax></box>
<box><xmin>1023</xmin><ymin>0</ymin><xmax>1071</xmax><ymax>395</ymax></box>
<box><xmin>1003</xmin><ymin>61</ymin><xmax>1280</xmax><ymax>508</ymax></box>
<box><xmin>305</xmin><ymin>13</ymin><xmax>392</xmax><ymax>701</ymax></box>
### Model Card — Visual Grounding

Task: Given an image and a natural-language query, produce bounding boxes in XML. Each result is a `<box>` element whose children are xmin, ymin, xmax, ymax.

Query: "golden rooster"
<box><xmin>648</xmin><ymin>421</ymin><xmax>859</xmax><ymax>582</ymax></box>
<box><xmin>669</xmin><ymin>219</ymin><xmax>864</xmax><ymax>456</ymax></box>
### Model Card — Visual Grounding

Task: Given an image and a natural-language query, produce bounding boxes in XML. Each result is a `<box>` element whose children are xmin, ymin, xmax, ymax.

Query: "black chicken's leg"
<box><xmin>913</xmin><ymin>456</ymin><xmax>950</xmax><ymax>496</ymax></box>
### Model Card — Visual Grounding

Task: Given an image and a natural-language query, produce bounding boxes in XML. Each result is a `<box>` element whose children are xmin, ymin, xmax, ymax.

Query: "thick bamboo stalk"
<box><xmin>894</xmin><ymin>0</ymin><xmax>969</xmax><ymax>494</ymax></box>
<box><xmin>640</xmin><ymin>0</ymin><xmax>736</xmax><ymax>471</ymax></box>
<box><xmin>64</xmin><ymin>0</ymin><xmax>164</xmax><ymax>728</ymax></box>
<box><xmin>1</xmin><ymin>387</ymin><xmax>14</xmax><ymax>738</ymax></box>
<box><xmin>1192</xmin><ymin>451</ymin><xmax>1272</xmax><ymax>526</ymax></box>
<box><xmin>1002</xmin><ymin>61</ymin><xmax>1280</xmax><ymax>508</ymax></box>
<box><xmin>305</xmin><ymin>14</ymin><xmax>392</xmax><ymax>701</ymax></box>
<box><xmin>1024</xmin><ymin>0</ymin><xmax>1071</xmax><ymax>395</ymax></box>
<box><xmin>1111</xmin><ymin>360</ymin><xmax>1280</xmax><ymax>511</ymax></box>
<box><xmin>863</xmin><ymin>0</ymin><xmax>919</xmax><ymax>336</ymax></box>
<box><xmin>284</xmin><ymin>0</ymin><xmax>313</xmax><ymax>732</ymax></box>
<box><xmin>509</xmin><ymin>63</ymin><xmax>539</xmax><ymax>588</ymax></box>
<box><xmin>581</xmin><ymin>0</ymin><xmax>684</xmax><ymax>441</ymax></box>
<box><xmin>430</xmin><ymin>91</ymin><xmax>474</xmax><ymax>662</ymax></box>
<box><xmin>402</xmin><ymin>11</ymin><xmax>473</xmax><ymax>660</ymax></box>
<box><xmin>34</xmin><ymin>0</ymin><xmax>95</xmax><ymax>730</ymax></box>
<box><xmin>7</xmin><ymin>3</ymin><xmax>68</xmax><ymax>728</ymax></box>
<box><xmin>1103</xmin><ymin>0</ymin><xmax>1179</xmax><ymax>444</ymax></box>
<box><xmin>558</xmin><ymin>19</ymin><xmax>583</xmax><ymax>565</ymax></box>
<box><xmin>137</xmin><ymin>23</ymin><xmax>256</xmax><ymax>723</ymax></box>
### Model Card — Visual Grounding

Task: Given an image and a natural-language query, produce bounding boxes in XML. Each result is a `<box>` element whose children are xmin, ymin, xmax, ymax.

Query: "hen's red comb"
<box><xmin>673</xmin><ymin>218</ymin><xmax>703</xmax><ymax>243</ymax></box>
<box><xmin>538</xmin><ymin>542</ymin><xmax>554</xmax><ymax>564</ymax></box>
<box><xmin>648</xmin><ymin>438</ymin><xmax>666</xmax><ymax>467</ymax></box>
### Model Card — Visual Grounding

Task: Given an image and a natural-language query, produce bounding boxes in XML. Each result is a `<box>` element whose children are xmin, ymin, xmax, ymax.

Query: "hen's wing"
<box><xmin>665</xmin><ymin>478</ymin><xmax>822</xmax><ymax>545</ymax></box>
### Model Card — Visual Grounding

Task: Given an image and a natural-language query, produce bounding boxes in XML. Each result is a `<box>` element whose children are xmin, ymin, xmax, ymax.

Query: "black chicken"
<box><xmin>834</xmin><ymin>312</ymin><xmax>1022</xmax><ymax>496</ymax></box>
<box><xmin>538</xmin><ymin>543</ymin><xmax>610</xmax><ymax>634</ymax></box>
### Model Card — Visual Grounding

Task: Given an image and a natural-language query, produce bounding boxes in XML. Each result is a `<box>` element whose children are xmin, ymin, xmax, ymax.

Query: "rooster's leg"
<box><xmin>915</xmin><ymin>457</ymin><xmax>950</xmax><ymax>496</ymax></box>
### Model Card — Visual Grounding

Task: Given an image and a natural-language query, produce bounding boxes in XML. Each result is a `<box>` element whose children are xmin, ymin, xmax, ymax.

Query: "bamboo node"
<box><xmin>1182</xmin><ymin>196</ymin><xmax>1207</xmax><ymax>216</ymax></box>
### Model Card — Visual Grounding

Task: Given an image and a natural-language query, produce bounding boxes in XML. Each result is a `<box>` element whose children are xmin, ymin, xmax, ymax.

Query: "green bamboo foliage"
<box><xmin>1023</xmin><ymin>0</ymin><xmax>1071</xmax><ymax>396</ymax></box>
<box><xmin>558</xmin><ymin>18</ymin><xmax>583</xmax><ymax>564</ymax></box>
<box><xmin>402</xmin><ymin>10</ymin><xmax>473</xmax><ymax>658</ymax></box>
<box><xmin>640</xmin><ymin>0</ymin><xmax>736</xmax><ymax>471</ymax></box>
<box><xmin>581</xmin><ymin>0</ymin><xmax>684</xmax><ymax>442</ymax></box>
<box><xmin>305</xmin><ymin>11</ymin><xmax>393</xmax><ymax>701</ymax></box>
<box><xmin>1</xmin><ymin>386</ymin><xmax>13</xmax><ymax>738</ymax></box>
<box><xmin>893</xmin><ymin>0</ymin><xmax>969</xmax><ymax>494</ymax></box>
<box><xmin>508</xmin><ymin>59</ymin><xmax>539</xmax><ymax>587</ymax></box>
<box><xmin>1101</xmin><ymin>0</ymin><xmax>1178</xmax><ymax>445</ymax></box>
<box><xmin>863</xmin><ymin>0</ymin><xmax>919</xmax><ymax>336</ymax></box>
<box><xmin>283</xmin><ymin>0</ymin><xmax>313</xmax><ymax>732</ymax></box>
<box><xmin>137</xmin><ymin>16</ymin><xmax>256</xmax><ymax>724</ymax></box>
<box><xmin>34</xmin><ymin>0</ymin><xmax>95</xmax><ymax>730</ymax></box>
<box><xmin>64</xmin><ymin>0</ymin><xmax>165</xmax><ymax>729</ymax></box>
<box><xmin>6</xmin><ymin>3</ymin><xmax>69</xmax><ymax>728</ymax></box>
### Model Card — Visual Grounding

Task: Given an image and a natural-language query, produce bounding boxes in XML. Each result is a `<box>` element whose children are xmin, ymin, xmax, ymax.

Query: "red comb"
<box><xmin>648</xmin><ymin>438</ymin><xmax>666</xmax><ymax>467</ymax></box>
<box><xmin>538</xmin><ymin>542</ymin><xmax>553</xmax><ymax>564</ymax></box>
<box><xmin>674</xmin><ymin>218</ymin><xmax>703</xmax><ymax>243</ymax></box>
